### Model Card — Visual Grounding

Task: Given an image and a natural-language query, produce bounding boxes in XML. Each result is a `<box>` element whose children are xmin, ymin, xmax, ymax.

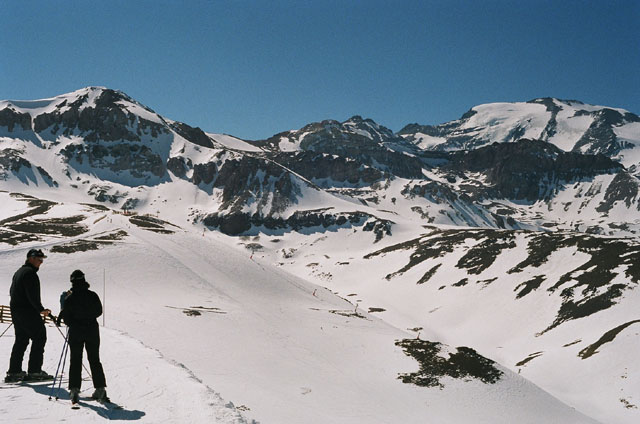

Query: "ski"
<box><xmin>1</xmin><ymin>379</ymin><xmax>66</xmax><ymax>389</ymax></box>
<box><xmin>23</xmin><ymin>375</ymin><xmax>55</xmax><ymax>383</ymax></box>
<box><xmin>81</xmin><ymin>396</ymin><xmax>123</xmax><ymax>410</ymax></box>
<box><xmin>71</xmin><ymin>402</ymin><xmax>80</xmax><ymax>410</ymax></box>
<box><xmin>100</xmin><ymin>400</ymin><xmax>123</xmax><ymax>410</ymax></box>
<box><xmin>0</xmin><ymin>383</ymin><xmax>29</xmax><ymax>389</ymax></box>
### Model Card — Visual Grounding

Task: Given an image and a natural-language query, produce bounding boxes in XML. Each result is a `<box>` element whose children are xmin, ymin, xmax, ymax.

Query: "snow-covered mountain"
<box><xmin>399</xmin><ymin>98</ymin><xmax>640</xmax><ymax>170</ymax></box>
<box><xmin>1</xmin><ymin>87</ymin><xmax>639</xmax><ymax>423</ymax></box>
<box><xmin>2</xmin><ymin>89</ymin><xmax>639</xmax><ymax>236</ymax></box>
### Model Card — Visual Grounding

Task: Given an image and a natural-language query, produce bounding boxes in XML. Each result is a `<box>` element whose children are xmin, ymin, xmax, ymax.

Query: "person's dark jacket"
<box><xmin>10</xmin><ymin>262</ymin><xmax>45</xmax><ymax>316</ymax></box>
<box><xmin>59</xmin><ymin>281</ymin><xmax>102</xmax><ymax>328</ymax></box>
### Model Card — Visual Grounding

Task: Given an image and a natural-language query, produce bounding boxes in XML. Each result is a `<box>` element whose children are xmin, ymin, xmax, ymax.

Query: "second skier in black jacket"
<box><xmin>58</xmin><ymin>270</ymin><xmax>108</xmax><ymax>403</ymax></box>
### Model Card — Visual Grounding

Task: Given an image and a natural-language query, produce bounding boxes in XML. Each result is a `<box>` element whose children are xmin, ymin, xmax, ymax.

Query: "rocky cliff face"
<box><xmin>573</xmin><ymin>108</ymin><xmax>640</xmax><ymax>157</ymax></box>
<box><xmin>272</xmin><ymin>151</ymin><xmax>385</xmax><ymax>187</ymax></box>
<box><xmin>596</xmin><ymin>171</ymin><xmax>640</xmax><ymax>213</ymax></box>
<box><xmin>0</xmin><ymin>108</ymin><xmax>32</xmax><ymax>132</ymax></box>
<box><xmin>442</xmin><ymin>139</ymin><xmax>623</xmax><ymax>201</ymax></box>
<box><xmin>60</xmin><ymin>142</ymin><xmax>166</xmax><ymax>179</ymax></box>
<box><xmin>254</xmin><ymin>116</ymin><xmax>425</xmax><ymax>179</ymax></box>
<box><xmin>32</xmin><ymin>89</ymin><xmax>167</xmax><ymax>142</ymax></box>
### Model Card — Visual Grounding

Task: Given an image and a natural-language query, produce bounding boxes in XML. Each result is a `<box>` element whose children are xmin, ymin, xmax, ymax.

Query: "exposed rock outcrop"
<box><xmin>0</xmin><ymin>108</ymin><xmax>32</xmax><ymax>132</ymax></box>
<box><xmin>443</xmin><ymin>139</ymin><xmax>623</xmax><ymax>200</ymax></box>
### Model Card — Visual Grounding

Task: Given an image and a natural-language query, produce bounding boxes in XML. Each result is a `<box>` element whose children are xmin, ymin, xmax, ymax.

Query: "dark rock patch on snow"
<box><xmin>515</xmin><ymin>275</ymin><xmax>546</xmax><ymax>299</ymax></box>
<box><xmin>129</xmin><ymin>215</ymin><xmax>177</xmax><ymax>234</ymax></box>
<box><xmin>396</xmin><ymin>339</ymin><xmax>503</xmax><ymax>389</ymax></box>
<box><xmin>578</xmin><ymin>320</ymin><xmax>640</xmax><ymax>359</ymax></box>
<box><xmin>516</xmin><ymin>351</ymin><xmax>544</xmax><ymax>367</ymax></box>
<box><xmin>6</xmin><ymin>215</ymin><xmax>87</xmax><ymax>238</ymax></box>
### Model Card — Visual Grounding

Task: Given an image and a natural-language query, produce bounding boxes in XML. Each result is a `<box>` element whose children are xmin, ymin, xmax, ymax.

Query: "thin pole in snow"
<box><xmin>103</xmin><ymin>269</ymin><xmax>106</xmax><ymax>327</ymax></box>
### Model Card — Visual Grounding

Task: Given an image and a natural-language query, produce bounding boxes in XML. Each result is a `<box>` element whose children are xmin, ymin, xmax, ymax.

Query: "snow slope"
<box><xmin>267</xmin><ymin>225</ymin><xmax>640</xmax><ymax>424</ymax></box>
<box><xmin>207</xmin><ymin>133</ymin><xmax>264</xmax><ymax>153</ymax></box>
<box><xmin>0</xmin><ymin>326</ymin><xmax>249</xmax><ymax>423</ymax></box>
<box><xmin>0</xmin><ymin>193</ymin><xmax>600</xmax><ymax>423</ymax></box>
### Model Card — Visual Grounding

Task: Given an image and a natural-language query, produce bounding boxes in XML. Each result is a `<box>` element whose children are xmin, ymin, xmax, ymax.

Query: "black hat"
<box><xmin>70</xmin><ymin>269</ymin><xmax>86</xmax><ymax>283</ymax></box>
<box><xmin>27</xmin><ymin>249</ymin><xmax>47</xmax><ymax>258</ymax></box>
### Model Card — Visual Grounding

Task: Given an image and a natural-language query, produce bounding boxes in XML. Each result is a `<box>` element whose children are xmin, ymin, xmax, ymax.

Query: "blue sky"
<box><xmin>1</xmin><ymin>0</ymin><xmax>638</xmax><ymax>140</ymax></box>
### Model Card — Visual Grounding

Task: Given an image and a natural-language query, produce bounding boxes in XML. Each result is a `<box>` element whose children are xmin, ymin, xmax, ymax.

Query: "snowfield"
<box><xmin>0</xmin><ymin>326</ymin><xmax>249</xmax><ymax>423</ymax></box>
<box><xmin>0</xmin><ymin>198</ymin><xmax>602</xmax><ymax>423</ymax></box>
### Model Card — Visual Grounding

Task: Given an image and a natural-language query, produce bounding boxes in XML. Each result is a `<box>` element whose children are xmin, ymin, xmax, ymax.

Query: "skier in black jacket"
<box><xmin>58</xmin><ymin>270</ymin><xmax>108</xmax><ymax>404</ymax></box>
<box><xmin>5</xmin><ymin>249</ymin><xmax>53</xmax><ymax>383</ymax></box>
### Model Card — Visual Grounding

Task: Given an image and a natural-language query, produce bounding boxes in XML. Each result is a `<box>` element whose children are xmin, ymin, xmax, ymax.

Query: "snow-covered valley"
<box><xmin>0</xmin><ymin>196</ymin><xmax>604</xmax><ymax>423</ymax></box>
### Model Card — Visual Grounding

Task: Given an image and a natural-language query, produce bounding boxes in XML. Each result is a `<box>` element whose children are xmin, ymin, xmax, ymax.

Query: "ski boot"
<box><xmin>4</xmin><ymin>371</ymin><xmax>27</xmax><ymax>383</ymax></box>
<box><xmin>92</xmin><ymin>387</ymin><xmax>110</xmax><ymax>403</ymax></box>
<box><xmin>25</xmin><ymin>370</ymin><xmax>53</xmax><ymax>381</ymax></box>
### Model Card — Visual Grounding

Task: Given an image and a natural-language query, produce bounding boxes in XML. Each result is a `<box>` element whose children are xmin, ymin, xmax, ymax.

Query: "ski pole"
<box><xmin>0</xmin><ymin>323</ymin><xmax>13</xmax><ymax>339</ymax></box>
<box><xmin>48</xmin><ymin>327</ymin><xmax>70</xmax><ymax>400</ymax></box>
<box><xmin>53</xmin><ymin>324</ymin><xmax>92</xmax><ymax>379</ymax></box>
<box><xmin>55</xmin><ymin>338</ymin><xmax>70</xmax><ymax>400</ymax></box>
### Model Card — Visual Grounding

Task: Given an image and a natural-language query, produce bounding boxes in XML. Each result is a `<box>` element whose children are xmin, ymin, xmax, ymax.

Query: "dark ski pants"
<box><xmin>68</xmin><ymin>325</ymin><xmax>106</xmax><ymax>390</ymax></box>
<box><xmin>8</xmin><ymin>313</ymin><xmax>47</xmax><ymax>374</ymax></box>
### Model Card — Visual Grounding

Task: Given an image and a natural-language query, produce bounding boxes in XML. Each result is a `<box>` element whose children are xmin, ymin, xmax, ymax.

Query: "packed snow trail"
<box><xmin>0</xmin><ymin>323</ymin><xmax>250</xmax><ymax>423</ymax></box>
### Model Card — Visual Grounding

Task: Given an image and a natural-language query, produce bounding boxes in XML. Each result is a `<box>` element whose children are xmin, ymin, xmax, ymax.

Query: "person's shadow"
<box><xmin>29</xmin><ymin>383</ymin><xmax>146</xmax><ymax>420</ymax></box>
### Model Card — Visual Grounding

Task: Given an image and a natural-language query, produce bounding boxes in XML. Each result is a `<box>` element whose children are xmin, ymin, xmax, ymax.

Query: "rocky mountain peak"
<box><xmin>0</xmin><ymin>87</ymin><xmax>164</xmax><ymax>139</ymax></box>
<box><xmin>342</xmin><ymin>115</ymin><xmax>396</xmax><ymax>140</ymax></box>
<box><xmin>33</xmin><ymin>90</ymin><xmax>164</xmax><ymax>143</ymax></box>
<box><xmin>0</xmin><ymin>87</ymin><xmax>224</xmax><ymax>189</ymax></box>
<box><xmin>344</xmin><ymin>115</ymin><xmax>377</xmax><ymax>126</ymax></box>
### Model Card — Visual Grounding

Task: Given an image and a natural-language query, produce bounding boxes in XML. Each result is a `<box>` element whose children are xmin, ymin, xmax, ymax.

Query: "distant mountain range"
<box><xmin>1</xmin><ymin>87</ymin><xmax>638</xmax><ymax>236</ymax></box>
<box><xmin>1</xmin><ymin>87</ymin><xmax>639</xmax><ymax>423</ymax></box>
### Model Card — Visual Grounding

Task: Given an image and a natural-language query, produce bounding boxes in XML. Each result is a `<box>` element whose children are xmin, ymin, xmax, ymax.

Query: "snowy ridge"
<box><xmin>206</xmin><ymin>132</ymin><xmax>264</xmax><ymax>153</ymax></box>
<box><xmin>399</xmin><ymin>98</ymin><xmax>640</xmax><ymax>172</ymax></box>
<box><xmin>1</xmin><ymin>87</ymin><xmax>164</xmax><ymax>126</ymax></box>
<box><xmin>256</xmin><ymin>115</ymin><xmax>404</xmax><ymax>153</ymax></box>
